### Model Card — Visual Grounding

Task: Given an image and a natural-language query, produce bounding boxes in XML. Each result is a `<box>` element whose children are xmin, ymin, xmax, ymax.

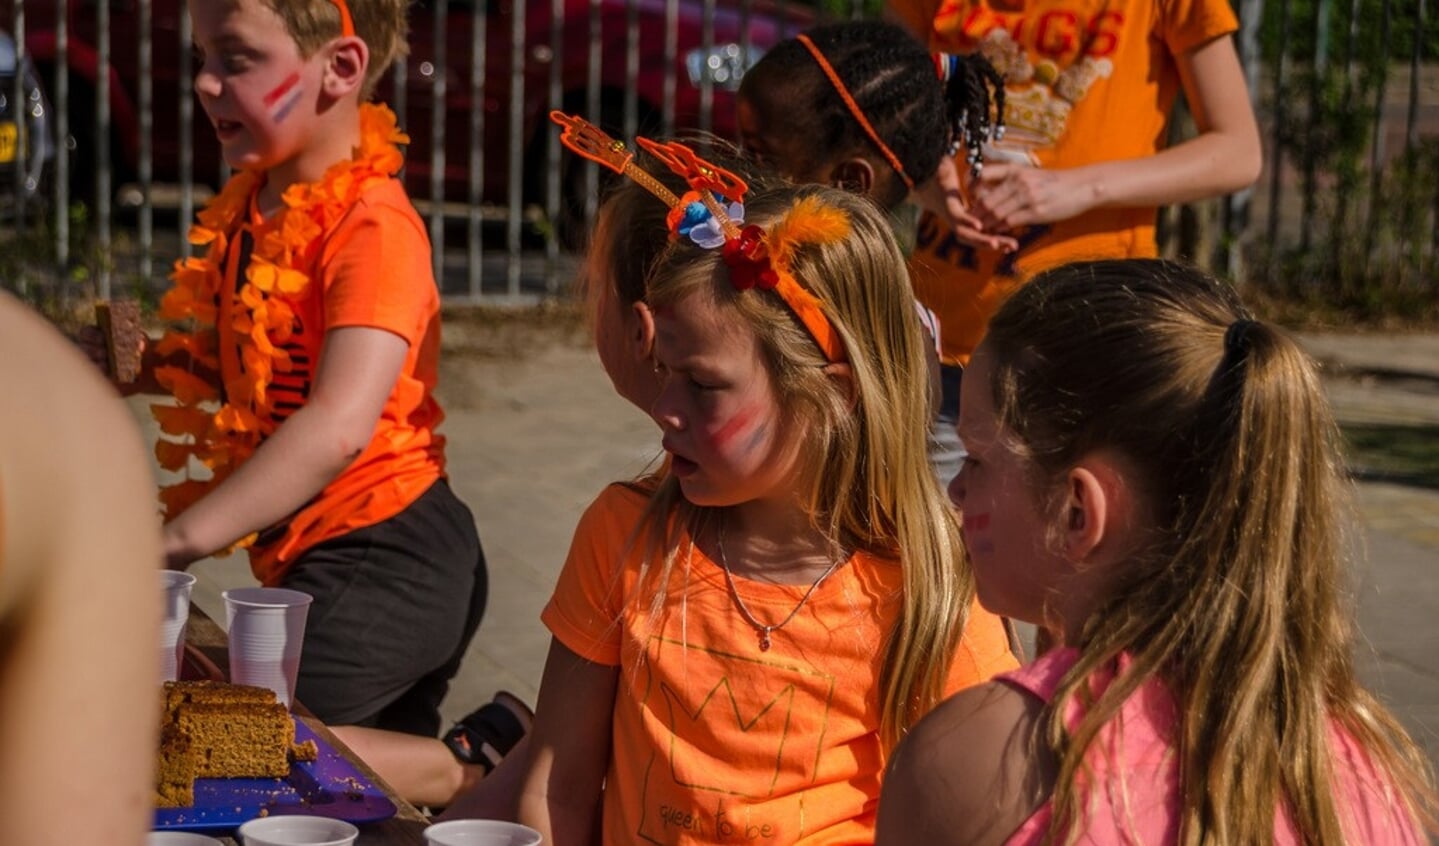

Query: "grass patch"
<box><xmin>1341</xmin><ymin>422</ymin><xmax>1439</xmax><ymax>490</ymax></box>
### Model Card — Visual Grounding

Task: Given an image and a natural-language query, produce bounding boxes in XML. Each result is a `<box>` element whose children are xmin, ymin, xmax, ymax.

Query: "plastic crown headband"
<box><xmin>550</xmin><ymin>110</ymin><xmax>850</xmax><ymax>364</ymax></box>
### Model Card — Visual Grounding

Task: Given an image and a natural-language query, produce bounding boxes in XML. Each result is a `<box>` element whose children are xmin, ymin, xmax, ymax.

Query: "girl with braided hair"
<box><xmin>738</xmin><ymin>20</ymin><xmax>1004</xmax><ymax>214</ymax></box>
<box><xmin>737</xmin><ymin>20</ymin><xmax>1006</xmax><ymax>486</ymax></box>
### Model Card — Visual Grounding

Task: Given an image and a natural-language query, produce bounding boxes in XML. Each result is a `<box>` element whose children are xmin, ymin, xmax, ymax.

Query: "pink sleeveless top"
<box><xmin>998</xmin><ymin>648</ymin><xmax>1424</xmax><ymax>845</ymax></box>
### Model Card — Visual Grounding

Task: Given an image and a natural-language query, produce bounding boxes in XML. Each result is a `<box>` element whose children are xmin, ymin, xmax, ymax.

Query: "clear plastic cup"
<box><xmin>236</xmin><ymin>816</ymin><xmax>359</xmax><ymax>846</ymax></box>
<box><xmin>159</xmin><ymin>571</ymin><xmax>198</xmax><ymax>683</ymax></box>
<box><xmin>222</xmin><ymin>587</ymin><xmax>314</xmax><ymax>707</ymax></box>
<box><xmin>423</xmin><ymin>820</ymin><xmax>544</xmax><ymax>846</ymax></box>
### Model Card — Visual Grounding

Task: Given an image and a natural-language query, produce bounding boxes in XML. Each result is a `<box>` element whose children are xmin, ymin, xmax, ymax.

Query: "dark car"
<box><xmin>0</xmin><ymin>27</ymin><xmax>52</xmax><ymax>213</ymax></box>
<box><xmin>3</xmin><ymin>0</ymin><xmax>812</xmax><ymax>228</ymax></box>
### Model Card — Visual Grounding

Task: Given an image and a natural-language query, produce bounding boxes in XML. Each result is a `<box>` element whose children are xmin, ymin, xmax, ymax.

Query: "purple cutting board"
<box><xmin>153</xmin><ymin>719</ymin><xmax>397</xmax><ymax>832</ymax></box>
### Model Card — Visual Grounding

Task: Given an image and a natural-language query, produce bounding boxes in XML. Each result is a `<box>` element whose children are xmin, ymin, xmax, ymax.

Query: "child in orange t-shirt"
<box><xmin>109</xmin><ymin>0</ymin><xmax>486</xmax><ymax>737</ymax></box>
<box><xmin>514</xmin><ymin>123</ymin><xmax>1016</xmax><ymax>844</ymax></box>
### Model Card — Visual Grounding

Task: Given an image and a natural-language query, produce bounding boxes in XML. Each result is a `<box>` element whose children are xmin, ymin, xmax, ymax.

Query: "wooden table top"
<box><xmin>177</xmin><ymin>606</ymin><xmax>431</xmax><ymax>845</ymax></box>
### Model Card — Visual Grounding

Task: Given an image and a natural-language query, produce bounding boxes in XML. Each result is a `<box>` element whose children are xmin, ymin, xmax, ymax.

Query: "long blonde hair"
<box><xmin>981</xmin><ymin>258</ymin><xmax>1436</xmax><ymax>844</ymax></box>
<box><xmin>628</xmin><ymin>182</ymin><xmax>971</xmax><ymax>749</ymax></box>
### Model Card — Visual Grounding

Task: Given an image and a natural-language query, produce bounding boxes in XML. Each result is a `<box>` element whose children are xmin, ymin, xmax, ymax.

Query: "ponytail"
<box><xmin>980</xmin><ymin>258</ymin><xmax>1437</xmax><ymax>844</ymax></box>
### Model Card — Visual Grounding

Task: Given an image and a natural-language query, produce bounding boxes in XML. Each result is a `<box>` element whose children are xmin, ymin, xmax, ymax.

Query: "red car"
<box><xmin>3</xmin><ymin>0</ymin><xmax>813</xmax><ymax>228</ymax></box>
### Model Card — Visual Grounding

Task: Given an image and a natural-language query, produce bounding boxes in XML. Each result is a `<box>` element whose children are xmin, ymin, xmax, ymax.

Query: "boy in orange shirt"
<box><xmin>128</xmin><ymin>0</ymin><xmax>486</xmax><ymax>738</ymax></box>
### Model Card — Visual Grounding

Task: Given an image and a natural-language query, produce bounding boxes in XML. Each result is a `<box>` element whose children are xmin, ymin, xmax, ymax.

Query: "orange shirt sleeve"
<box><xmin>944</xmin><ymin>600</ymin><xmax>1020</xmax><ymax>694</ymax></box>
<box><xmin>1159</xmin><ymin>0</ymin><xmax>1240</xmax><ymax>56</ymax></box>
<box><xmin>318</xmin><ymin>180</ymin><xmax>435</xmax><ymax>346</ymax></box>
<box><xmin>541</xmin><ymin>484</ymin><xmax>650</xmax><ymax>667</ymax></box>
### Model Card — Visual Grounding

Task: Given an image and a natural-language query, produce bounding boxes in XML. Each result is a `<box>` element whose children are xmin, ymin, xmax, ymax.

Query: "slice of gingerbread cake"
<box><xmin>155</xmin><ymin>680</ymin><xmax>303</xmax><ymax>808</ymax></box>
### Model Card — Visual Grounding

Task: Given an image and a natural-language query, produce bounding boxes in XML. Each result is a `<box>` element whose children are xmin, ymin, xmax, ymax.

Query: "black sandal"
<box><xmin>441</xmin><ymin>691</ymin><xmax>533</xmax><ymax>773</ymax></box>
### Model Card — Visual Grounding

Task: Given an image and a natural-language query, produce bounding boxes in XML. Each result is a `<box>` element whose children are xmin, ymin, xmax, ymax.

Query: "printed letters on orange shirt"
<box><xmin>934</xmin><ymin>2</ymin><xmax>1125</xmax><ymax>61</ymax></box>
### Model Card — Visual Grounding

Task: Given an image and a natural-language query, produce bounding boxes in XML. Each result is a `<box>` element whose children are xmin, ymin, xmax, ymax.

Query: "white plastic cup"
<box><xmin>147</xmin><ymin>833</ymin><xmax>224</xmax><ymax>846</ymax></box>
<box><xmin>160</xmin><ymin>571</ymin><xmax>198</xmax><ymax>683</ymax></box>
<box><xmin>423</xmin><ymin>820</ymin><xmax>544</xmax><ymax>846</ymax></box>
<box><xmin>223</xmin><ymin>587</ymin><xmax>314</xmax><ymax>708</ymax></box>
<box><xmin>236</xmin><ymin>816</ymin><xmax>359</xmax><ymax>846</ymax></box>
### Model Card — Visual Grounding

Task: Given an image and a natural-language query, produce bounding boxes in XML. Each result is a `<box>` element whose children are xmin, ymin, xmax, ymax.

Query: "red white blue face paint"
<box><xmin>707</xmin><ymin>404</ymin><xmax>772</xmax><ymax>462</ymax></box>
<box><xmin>264</xmin><ymin>71</ymin><xmax>304</xmax><ymax>125</ymax></box>
<box><xmin>963</xmin><ymin>511</ymin><xmax>995</xmax><ymax>555</ymax></box>
<box><xmin>709</xmin><ymin>406</ymin><xmax>757</xmax><ymax>450</ymax></box>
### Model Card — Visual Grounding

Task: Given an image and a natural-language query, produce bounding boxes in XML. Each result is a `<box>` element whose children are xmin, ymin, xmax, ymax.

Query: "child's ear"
<box><xmin>631</xmin><ymin>301</ymin><xmax>656</xmax><ymax>361</ymax></box>
<box><xmin>1063</xmin><ymin>457</ymin><xmax>1130</xmax><ymax>563</ymax></box>
<box><xmin>323</xmin><ymin>37</ymin><xmax>369</xmax><ymax>100</ymax></box>
<box><xmin>830</xmin><ymin>157</ymin><xmax>875</xmax><ymax>197</ymax></box>
<box><xmin>822</xmin><ymin>362</ymin><xmax>857</xmax><ymax>408</ymax></box>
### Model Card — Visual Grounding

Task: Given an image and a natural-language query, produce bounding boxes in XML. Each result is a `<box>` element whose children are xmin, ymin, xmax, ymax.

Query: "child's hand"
<box><xmin>969</xmin><ymin>163</ymin><xmax>1099</xmax><ymax>232</ymax></box>
<box><xmin>914</xmin><ymin>158</ymin><xmax>1018</xmax><ymax>253</ymax></box>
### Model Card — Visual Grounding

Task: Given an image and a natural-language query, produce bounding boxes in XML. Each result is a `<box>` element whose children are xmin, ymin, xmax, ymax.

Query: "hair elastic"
<box><xmin>330</xmin><ymin>0</ymin><xmax>356</xmax><ymax>38</ymax></box>
<box><xmin>1224</xmin><ymin>318</ymin><xmax>1261</xmax><ymax>357</ymax></box>
<box><xmin>795</xmin><ymin>33</ymin><xmax>914</xmax><ymax>192</ymax></box>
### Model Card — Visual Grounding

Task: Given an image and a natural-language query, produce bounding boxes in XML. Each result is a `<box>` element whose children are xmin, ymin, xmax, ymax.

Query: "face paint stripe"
<box><xmin>710</xmin><ymin>406</ymin><xmax>756</xmax><ymax>449</ymax></box>
<box><xmin>964</xmin><ymin>512</ymin><xmax>990</xmax><ymax>531</ymax></box>
<box><xmin>270</xmin><ymin>87</ymin><xmax>304</xmax><ymax>124</ymax></box>
<box><xmin>741</xmin><ymin>422</ymin><xmax>768</xmax><ymax>457</ymax></box>
<box><xmin>263</xmin><ymin>71</ymin><xmax>302</xmax><ymax>108</ymax></box>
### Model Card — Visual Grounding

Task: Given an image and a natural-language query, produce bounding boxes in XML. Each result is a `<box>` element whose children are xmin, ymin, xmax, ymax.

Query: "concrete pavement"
<box><xmin>1304</xmin><ymin>331</ymin><xmax>1439</xmax><ymax>768</ymax></box>
<box><xmin>173</xmin><ymin>323</ymin><xmax>1439</xmax><ymax>772</ymax></box>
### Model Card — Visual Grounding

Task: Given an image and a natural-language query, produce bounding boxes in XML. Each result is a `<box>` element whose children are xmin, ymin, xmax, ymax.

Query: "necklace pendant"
<box><xmin>758</xmin><ymin>630</ymin><xmax>771</xmax><ymax>651</ymax></box>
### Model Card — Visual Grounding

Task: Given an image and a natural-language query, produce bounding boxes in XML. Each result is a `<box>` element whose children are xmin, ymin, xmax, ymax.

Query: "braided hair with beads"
<box><xmin>738</xmin><ymin>20</ymin><xmax>1004</xmax><ymax>208</ymax></box>
<box><xmin>935</xmin><ymin>52</ymin><xmax>1006</xmax><ymax>176</ymax></box>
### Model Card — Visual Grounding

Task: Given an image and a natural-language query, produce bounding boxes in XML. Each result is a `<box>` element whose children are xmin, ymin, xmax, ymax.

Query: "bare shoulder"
<box><xmin>0</xmin><ymin>295</ymin><xmax>159</xmax><ymax>616</ymax></box>
<box><xmin>877</xmin><ymin>681</ymin><xmax>1055</xmax><ymax>846</ymax></box>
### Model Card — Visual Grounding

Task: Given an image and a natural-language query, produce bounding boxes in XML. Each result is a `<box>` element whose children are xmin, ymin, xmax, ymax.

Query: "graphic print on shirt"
<box><xmin>635</xmin><ymin>635</ymin><xmax>837</xmax><ymax>843</ymax></box>
<box><xmin>931</xmin><ymin>0</ymin><xmax>1119</xmax><ymax>164</ymax></box>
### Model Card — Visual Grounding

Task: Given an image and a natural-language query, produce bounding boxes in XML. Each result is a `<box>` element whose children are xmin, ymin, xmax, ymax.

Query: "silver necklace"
<box><xmin>715</xmin><ymin>520</ymin><xmax>844</xmax><ymax>652</ymax></box>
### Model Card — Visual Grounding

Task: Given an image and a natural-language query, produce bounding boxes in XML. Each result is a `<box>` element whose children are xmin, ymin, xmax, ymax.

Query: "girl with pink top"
<box><xmin>876</xmin><ymin>258</ymin><xmax>1437</xmax><ymax>844</ymax></box>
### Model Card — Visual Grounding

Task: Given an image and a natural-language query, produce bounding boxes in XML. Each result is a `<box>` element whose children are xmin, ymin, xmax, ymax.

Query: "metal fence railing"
<box><xmin>1</xmin><ymin>0</ymin><xmax>1433</xmax><ymax>309</ymax></box>
<box><xmin>1231</xmin><ymin>0</ymin><xmax>1436</xmax><ymax>302</ymax></box>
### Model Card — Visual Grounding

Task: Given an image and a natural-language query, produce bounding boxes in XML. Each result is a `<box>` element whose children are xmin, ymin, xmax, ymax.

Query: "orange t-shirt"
<box><xmin>891</xmin><ymin>0</ymin><xmax>1240</xmax><ymax>366</ymax></box>
<box><xmin>542</xmin><ymin>484</ymin><xmax>1017</xmax><ymax>845</ymax></box>
<box><xmin>215</xmin><ymin>178</ymin><xmax>446</xmax><ymax>585</ymax></box>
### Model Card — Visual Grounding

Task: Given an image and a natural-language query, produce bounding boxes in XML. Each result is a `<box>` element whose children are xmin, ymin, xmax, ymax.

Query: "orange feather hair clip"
<box><xmin>729</xmin><ymin>196</ymin><xmax>852</xmax><ymax>363</ymax></box>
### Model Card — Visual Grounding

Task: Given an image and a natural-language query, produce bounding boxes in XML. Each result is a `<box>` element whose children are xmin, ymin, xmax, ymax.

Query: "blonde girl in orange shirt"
<box><xmin>515</xmin><ymin>120</ymin><xmax>1016</xmax><ymax>845</ymax></box>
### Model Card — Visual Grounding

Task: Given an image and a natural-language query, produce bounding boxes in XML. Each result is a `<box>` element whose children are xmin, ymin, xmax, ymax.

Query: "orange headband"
<box><xmin>331</xmin><ymin>0</ymin><xmax>356</xmax><ymax>38</ymax></box>
<box><xmin>795</xmin><ymin>33</ymin><xmax>914</xmax><ymax>192</ymax></box>
<box><xmin>549</xmin><ymin>111</ymin><xmax>850</xmax><ymax>363</ymax></box>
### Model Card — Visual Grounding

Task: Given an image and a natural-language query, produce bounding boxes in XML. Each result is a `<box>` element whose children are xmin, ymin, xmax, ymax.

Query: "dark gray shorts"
<box><xmin>282</xmin><ymin>478</ymin><xmax>486</xmax><ymax>737</ymax></box>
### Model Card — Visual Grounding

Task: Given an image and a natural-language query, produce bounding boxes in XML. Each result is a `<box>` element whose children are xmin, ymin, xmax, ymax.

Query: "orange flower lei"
<box><xmin>151</xmin><ymin>103</ymin><xmax>409</xmax><ymax>534</ymax></box>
